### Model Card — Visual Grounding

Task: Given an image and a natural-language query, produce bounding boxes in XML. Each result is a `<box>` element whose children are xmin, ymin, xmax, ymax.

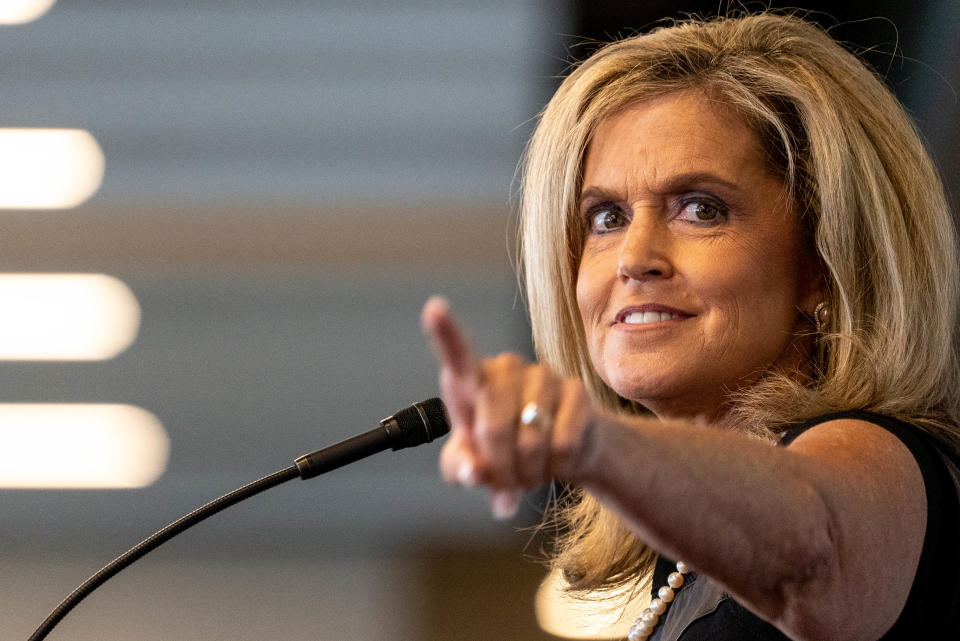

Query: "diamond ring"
<box><xmin>520</xmin><ymin>401</ymin><xmax>552</xmax><ymax>433</ymax></box>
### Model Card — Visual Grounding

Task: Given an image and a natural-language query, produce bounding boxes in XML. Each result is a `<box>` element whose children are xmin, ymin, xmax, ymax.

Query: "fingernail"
<box><xmin>426</xmin><ymin>295</ymin><xmax>449</xmax><ymax>313</ymax></box>
<box><xmin>490</xmin><ymin>491</ymin><xmax>520</xmax><ymax>520</ymax></box>
<box><xmin>457</xmin><ymin>461</ymin><xmax>477</xmax><ymax>487</ymax></box>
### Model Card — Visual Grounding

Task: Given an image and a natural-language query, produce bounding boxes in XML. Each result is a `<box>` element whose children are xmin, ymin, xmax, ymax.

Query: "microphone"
<box><xmin>294</xmin><ymin>397</ymin><xmax>450</xmax><ymax>479</ymax></box>
<box><xmin>28</xmin><ymin>398</ymin><xmax>450</xmax><ymax>641</ymax></box>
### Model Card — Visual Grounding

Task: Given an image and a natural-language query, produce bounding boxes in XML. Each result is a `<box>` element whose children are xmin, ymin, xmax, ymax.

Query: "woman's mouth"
<box><xmin>623</xmin><ymin>311</ymin><xmax>682</xmax><ymax>324</ymax></box>
<box><xmin>615</xmin><ymin>305</ymin><xmax>693</xmax><ymax>325</ymax></box>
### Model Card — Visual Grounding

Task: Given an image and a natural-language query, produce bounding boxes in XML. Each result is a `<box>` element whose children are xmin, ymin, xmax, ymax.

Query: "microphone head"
<box><xmin>385</xmin><ymin>398</ymin><xmax>450</xmax><ymax>450</ymax></box>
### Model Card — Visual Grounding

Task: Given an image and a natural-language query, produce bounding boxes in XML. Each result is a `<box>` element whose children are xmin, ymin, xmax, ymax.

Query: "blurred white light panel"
<box><xmin>0</xmin><ymin>404</ymin><xmax>169</xmax><ymax>488</ymax></box>
<box><xmin>0</xmin><ymin>0</ymin><xmax>56</xmax><ymax>24</ymax></box>
<box><xmin>0</xmin><ymin>274</ymin><xmax>140</xmax><ymax>360</ymax></box>
<box><xmin>535</xmin><ymin>569</ymin><xmax>642</xmax><ymax>639</ymax></box>
<box><xmin>0</xmin><ymin>129</ymin><xmax>104</xmax><ymax>209</ymax></box>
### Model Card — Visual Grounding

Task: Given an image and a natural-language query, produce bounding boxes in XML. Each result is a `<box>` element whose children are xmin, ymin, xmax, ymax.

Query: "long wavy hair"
<box><xmin>519</xmin><ymin>12</ymin><xmax>960</xmax><ymax>592</ymax></box>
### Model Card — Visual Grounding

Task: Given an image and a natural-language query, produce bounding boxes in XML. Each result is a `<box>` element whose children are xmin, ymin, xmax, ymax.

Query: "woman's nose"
<box><xmin>616</xmin><ymin>217</ymin><xmax>673</xmax><ymax>281</ymax></box>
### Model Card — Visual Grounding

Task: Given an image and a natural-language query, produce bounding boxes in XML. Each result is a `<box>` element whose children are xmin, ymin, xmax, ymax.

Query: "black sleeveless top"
<box><xmin>647</xmin><ymin>411</ymin><xmax>960</xmax><ymax>641</ymax></box>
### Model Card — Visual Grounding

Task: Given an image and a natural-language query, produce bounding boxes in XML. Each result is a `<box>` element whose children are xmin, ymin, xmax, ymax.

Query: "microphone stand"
<box><xmin>28</xmin><ymin>398</ymin><xmax>448</xmax><ymax>641</ymax></box>
<box><xmin>28</xmin><ymin>465</ymin><xmax>300</xmax><ymax>641</ymax></box>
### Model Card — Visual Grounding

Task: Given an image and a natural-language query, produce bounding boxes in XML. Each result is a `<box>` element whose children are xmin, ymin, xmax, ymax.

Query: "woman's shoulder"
<box><xmin>779</xmin><ymin>410</ymin><xmax>960</xmax><ymax>478</ymax></box>
<box><xmin>779</xmin><ymin>410</ymin><xmax>956</xmax><ymax>461</ymax></box>
<box><xmin>662</xmin><ymin>411</ymin><xmax>960</xmax><ymax>641</ymax></box>
<box><xmin>781</xmin><ymin>409</ymin><xmax>960</xmax><ymax>641</ymax></box>
<box><xmin>778</xmin><ymin>409</ymin><xmax>959</xmax><ymax>532</ymax></box>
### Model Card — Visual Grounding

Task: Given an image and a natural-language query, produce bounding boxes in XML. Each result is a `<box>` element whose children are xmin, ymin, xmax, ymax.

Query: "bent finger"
<box><xmin>439</xmin><ymin>430</ymin><xmax>482</xmax><ymax>487</ymax></box>
<box><xmin>515</xmin><ymin>365</ymin><xmax>561</xmax><ymax>487</ymax></box>
<box><xmin>474</xmin><ymin>353</ymin><xmax>526</xmax><ymax>487</ymax></box>
<box><xmin>550</xmin><ymin>379</ymin><xmax>594</xmax><ymax>480</ymax></box>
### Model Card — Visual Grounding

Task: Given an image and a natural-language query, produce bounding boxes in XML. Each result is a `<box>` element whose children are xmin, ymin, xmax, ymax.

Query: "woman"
<box><xmin>422</xmin><ymin>12</ymin><xmax>960</xmax><ymax>641</ymax></box>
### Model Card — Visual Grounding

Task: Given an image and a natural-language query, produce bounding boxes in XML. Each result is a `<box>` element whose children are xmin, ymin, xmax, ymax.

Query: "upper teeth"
<box><xmin>623</xmin><ymin>311</ymin><xmax>679</xmax><ymax>324</ymax></box>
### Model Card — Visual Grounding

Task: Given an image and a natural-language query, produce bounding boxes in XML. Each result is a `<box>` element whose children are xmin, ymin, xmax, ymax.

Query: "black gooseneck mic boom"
<box><xmin>28</xmin><ymin>398</ymin><xmax>449</xmax><ymax>641</ymax></box>
<box><xmin>294</xmin><ymin>397</ymin><xmax>449</xmax><ymax>478</ymax></box>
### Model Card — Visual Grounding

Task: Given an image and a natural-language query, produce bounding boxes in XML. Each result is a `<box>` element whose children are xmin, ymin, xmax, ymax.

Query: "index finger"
<box><xmin>421</xmin><ymin>296</ymin><xmax>481</xmax><ymax>430</ymax></box>
<box><xmin>421</xmin><ymin>296</ymin><xmax>480</xmax><ymax>379</ymax></box>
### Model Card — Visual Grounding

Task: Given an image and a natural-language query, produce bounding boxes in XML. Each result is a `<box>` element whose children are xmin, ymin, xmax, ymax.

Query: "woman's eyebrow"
<box><xmin>577</xmin><ymin>171</ymin><xmax>743</xmax><ymax>206</ymax></box>
<box><xmin>578</xmin><ymin>186</ymin><xmax>618</xmax><ymax>205</ymax></box>
<box><xmin>580</xmin><ymin>173</ymin><xmax>744</xmax><ymax>203</ymax></box>
<box><xmin>660</xmin><ymin>171</ymin><xmax>742</xmax><ymax>193</ymax></box>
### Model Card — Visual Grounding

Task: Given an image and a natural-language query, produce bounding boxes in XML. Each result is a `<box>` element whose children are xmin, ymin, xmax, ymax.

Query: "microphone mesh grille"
<box><xmin>416</xmin><ymin>397</ymin><xmax>450</xmax><ymax>442</ymax></box>
<box><xmin>392</xmin><ymin>398</ymin><xmax>450</xmax><ymax>448</ymax></box>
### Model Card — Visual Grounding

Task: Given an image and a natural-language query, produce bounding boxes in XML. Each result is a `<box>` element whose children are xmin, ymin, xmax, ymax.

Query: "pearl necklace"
<box><xmin>627</xmin><ymin>560</ymin><xmax>689</xmax><ymax>640</ymax></box>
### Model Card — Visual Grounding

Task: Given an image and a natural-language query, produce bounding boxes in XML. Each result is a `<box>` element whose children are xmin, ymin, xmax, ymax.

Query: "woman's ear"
<box><xmin>794</xmin><ymin>256</ymin><xmax>830</xmax><ymax>335</ymax></box>
<box><xmin>798</xmin><ymin>243</ymin><xmax>829</xmax><ymax>318</ymax></box>
<box><xmin>801</xmin><ymin>277</ymin><xmax>829</xmax><ymax>319</ymax></box>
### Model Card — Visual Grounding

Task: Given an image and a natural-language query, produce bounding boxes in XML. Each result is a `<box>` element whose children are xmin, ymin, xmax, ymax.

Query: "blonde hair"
<box><xmin>519</xmin><ymin>12</ymin><xmax>960</xmax><ymax>591</ymax></box>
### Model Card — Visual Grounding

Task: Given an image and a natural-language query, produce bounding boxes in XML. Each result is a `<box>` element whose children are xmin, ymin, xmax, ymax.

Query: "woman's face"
<box><xmin>575</xmin><ymin>89</ymin><xmax>820</xmax><ymax>420</ymax></box>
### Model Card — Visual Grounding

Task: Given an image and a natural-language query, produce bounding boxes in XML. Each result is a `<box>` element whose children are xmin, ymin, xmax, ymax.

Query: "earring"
<box><xmin>813</xmin><ymin>301</ymin><xmax>829</xmax><ymax>333</ymax></box>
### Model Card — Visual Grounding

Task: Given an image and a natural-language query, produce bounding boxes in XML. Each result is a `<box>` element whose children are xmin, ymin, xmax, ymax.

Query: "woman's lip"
<box><xmin>614</xmin><ymin>304</ymin><xmax>694</xmax><ymax>324</ymax></box>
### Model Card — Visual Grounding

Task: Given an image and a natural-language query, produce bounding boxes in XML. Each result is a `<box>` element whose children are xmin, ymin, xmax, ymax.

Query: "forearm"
<box><xmin>574</xmin><ymin>414</ymin><xmax>842</xmax><ymax>636</ymax></box>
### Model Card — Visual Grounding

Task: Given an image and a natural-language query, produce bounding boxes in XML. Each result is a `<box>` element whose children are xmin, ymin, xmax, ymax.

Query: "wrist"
<box><xmin>567</xmin><ymin>409</ymin><xmax>612</xmax><ymax>485</ymax></box>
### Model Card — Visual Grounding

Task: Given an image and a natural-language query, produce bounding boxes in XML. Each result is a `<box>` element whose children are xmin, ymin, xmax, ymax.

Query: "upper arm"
<box><xmin>780</xmin><ymin>419</ymin><xmax>926</xmax><ymax>640</ymax></box>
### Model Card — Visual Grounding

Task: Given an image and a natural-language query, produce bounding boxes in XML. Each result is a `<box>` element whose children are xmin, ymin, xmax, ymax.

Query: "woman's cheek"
<box><xmin>576</xmin><ymin>252</ymin><xmax>612</xmax><ymax>322</ymax></box>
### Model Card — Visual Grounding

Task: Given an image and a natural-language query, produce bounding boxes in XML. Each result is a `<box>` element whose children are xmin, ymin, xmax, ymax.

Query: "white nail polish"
<box><xmin>457</xmin><ymin>461</ymin><xmax>476</xmax><ymax>487</ymax></box>
<box><xmin>491</xmin><ymin>492</ymin><xmax>520</xmax><ymax>520</ymax></box>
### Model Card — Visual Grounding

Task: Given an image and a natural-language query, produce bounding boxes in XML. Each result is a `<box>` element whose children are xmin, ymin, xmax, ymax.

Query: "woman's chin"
<box><xmin>607</xmin><ymin>375</ymin><xmax>720</xmax><ymax>420</ymax></box>
<box><xmin>607</xmin><ymin>376</ymin><xmax>682</xmax><ymax>408</ymax></box>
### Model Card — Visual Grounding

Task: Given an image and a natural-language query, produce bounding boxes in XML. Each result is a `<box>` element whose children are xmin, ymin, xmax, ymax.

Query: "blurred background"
<box><xmin>0</xmin><ymin>1</ymin><xmax>956</xmax><ymax>639</ymax></box>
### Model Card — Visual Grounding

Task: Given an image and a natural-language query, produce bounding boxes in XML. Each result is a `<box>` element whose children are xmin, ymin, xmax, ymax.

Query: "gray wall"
<box><xmin>0</xmin><ymin>2</ymin><xmax>567</xmax><ymax>639</ymax></box>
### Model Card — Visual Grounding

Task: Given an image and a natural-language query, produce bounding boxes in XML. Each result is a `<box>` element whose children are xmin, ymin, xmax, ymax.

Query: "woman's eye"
<box><xmin>587</xmin><ymin>206</ymin><xmax>628</xmax><ymax>233</ymax></box>
<box><xmin>678</xmin><ymin>199</ymin><xmax>727</xmax><ymax>223</ymax></box>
